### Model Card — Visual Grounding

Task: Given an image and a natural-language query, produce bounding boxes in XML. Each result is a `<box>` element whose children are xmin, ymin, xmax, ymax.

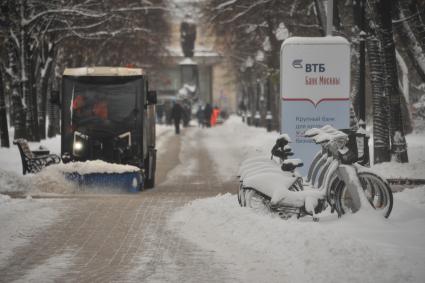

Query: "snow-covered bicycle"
<box><xmin>238</xmin><ymin>126</ymin><xmax>393</xmax><ymax>221</ymax></box>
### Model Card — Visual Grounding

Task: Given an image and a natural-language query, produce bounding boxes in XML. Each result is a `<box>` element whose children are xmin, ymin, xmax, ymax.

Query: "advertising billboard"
<box><xmin>280</xmin><ymin>37</ymin><xmax>351</xmax><ymax>176</ymax></box>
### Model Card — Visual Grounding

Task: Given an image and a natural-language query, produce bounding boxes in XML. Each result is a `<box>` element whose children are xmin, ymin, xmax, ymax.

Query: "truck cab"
<box><xmin>61</xmin><ymin>67</ymin><xmax>157</xmax><ymax>188</ymax></box>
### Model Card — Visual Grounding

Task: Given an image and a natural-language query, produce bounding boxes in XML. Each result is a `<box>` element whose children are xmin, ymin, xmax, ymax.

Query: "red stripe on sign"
<box><xmin>282</xmin><ymin>97</ymin><xmax>350</xmax><ymax>108</ymax></box>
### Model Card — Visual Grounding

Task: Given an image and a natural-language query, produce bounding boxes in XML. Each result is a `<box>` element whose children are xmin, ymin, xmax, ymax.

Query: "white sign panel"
<box><xmin>280</xmin><ymin>36</ymin><xmax>350</xmax><ymax>176</ymax></box>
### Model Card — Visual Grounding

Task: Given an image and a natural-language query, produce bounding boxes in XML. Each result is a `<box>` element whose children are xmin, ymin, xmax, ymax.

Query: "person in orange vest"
<box><xmin>210</xmin><ymin>106</ymin><xmax>220</xmax><ymax>127</ymax></box>
<box><xmin>92</xmin><ymin>99</ymin><xmax>108</xmax><ymax>120</ymax></box>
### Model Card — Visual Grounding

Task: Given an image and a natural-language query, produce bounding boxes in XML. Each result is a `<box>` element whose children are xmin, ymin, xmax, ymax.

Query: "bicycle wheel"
<box><xmin>244</xmin><ymin>187</ymin><xmax>271</xmax><ymax>213</ymax></box>
<box><xmin>358</xmin><ymin>171</ymin><xmax>393</xmax><ymax>217</ymax></box>
<box><xmin>335</xmin><ymin>171</ymin><xmax>393</xmax><ymax>218</ymax></box>
<box><xmin>238</xmin><ymin>183</ymin><xmax>245</xmax><ymax>207</ymax></box>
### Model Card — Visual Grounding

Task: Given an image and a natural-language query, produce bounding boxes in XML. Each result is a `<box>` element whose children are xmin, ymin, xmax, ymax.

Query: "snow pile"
<box><xmin>170</xmin><ymin>191</ymin><xmax>425</xmax><ymax>283</ymax></box>
<box><xmin>0</xmin><ymin>193</ymin><xmax>11</xmax><ymax>204</ymax></box>
<box><xmin>0</xmin><ymin>125</ymin><xmax>173</xmax><ymax>195</ymax></box>
<box><xmin>30</xmin><ymin>166</ymin><xmax>78</xmax><ymax>194</ymax></box>
<box><xmin>394</xmin><ymin>186</ymin><xmax>425</xmax><ymax>207</ymax></box>
<box><xmin>52</xmin><ymin>160</ymin><xmax>140</xmax><ymax>174</ymax></box>
<box><xmin>371</xmin><ymin>133</ymin><xmax>425</xmax><ymax>179</ymax></box>
<box><xmin>0</xmin><ymin>135</ymin><xmax>61</xmax><ymax>175</ymax></box>
<box><xmin>1</xmin><ymin>160</ymin><xmax>140</xmax><ymax>195</ymax></box>
<box><xmin>0</xmin><ymin>169</ymin><xmax>31</xmax><ymax>193</ymax></box>
<box><xmin>202</xmin><ymin>116</ymin><xmax>278</xmax><ymax>181</ymax></box>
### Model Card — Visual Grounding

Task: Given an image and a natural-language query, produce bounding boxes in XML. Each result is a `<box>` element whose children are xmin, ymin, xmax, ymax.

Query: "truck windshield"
<box><xmin>71</xmin><ymin>81</ymin><xmax>138</xmax><ymax>137</ymax></box>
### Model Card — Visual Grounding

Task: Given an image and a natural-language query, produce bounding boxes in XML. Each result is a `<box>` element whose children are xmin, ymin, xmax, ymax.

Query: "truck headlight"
<box><xmin>73</xmin><ymin>131</ymin><xmax>88</xmax><ymax>156</ymax></box>
<box><xmin>74</xmin><ymin>141</ymin><xmax>83</xmax><ymax>151</ymax></box>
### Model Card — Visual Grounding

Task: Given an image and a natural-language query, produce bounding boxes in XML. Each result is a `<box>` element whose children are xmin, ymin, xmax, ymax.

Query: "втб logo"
<box><xmin>292</xmin><ymin>59</ymin><xmax>326</xmax><ymax>73</ymax></box>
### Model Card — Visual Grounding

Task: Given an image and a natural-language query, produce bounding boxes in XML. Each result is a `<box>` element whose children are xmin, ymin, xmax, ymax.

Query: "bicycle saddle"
<box><xmin>275</xmin><ymin>134</ymin><xmax>291</xmax><ymax>147</ymax></box>
<box><xmin>281</xmin><ymin>158</ymin><xmax>303</xmax><ymax>171</ymax></box>
<box><xmin>271</xmin><ymin>148</ymin><xmax>294</xmax><ymax>159</ymax></box>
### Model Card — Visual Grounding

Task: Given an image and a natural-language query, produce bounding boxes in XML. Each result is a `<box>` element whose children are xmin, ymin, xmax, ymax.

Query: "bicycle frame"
<box><xmin>240</xmin><ymin>125</ymin><xmax>392</xmax><ymax>221</ymax></box>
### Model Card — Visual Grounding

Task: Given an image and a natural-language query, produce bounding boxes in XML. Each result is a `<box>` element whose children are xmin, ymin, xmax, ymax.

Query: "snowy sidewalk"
<box><xmin>0</xmin><ymin>126</ymin><xmax>239</xmax><ymax>282</ymax></box>
<box><xmin>1</xmin><ymin>117</ymin><xmax>425</xmax><ymax>282</ymax></box>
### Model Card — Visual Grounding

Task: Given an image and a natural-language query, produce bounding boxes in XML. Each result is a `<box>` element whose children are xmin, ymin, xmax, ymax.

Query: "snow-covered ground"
<box><xmin>371</xmin><ymin>133</ymin><xmax>425</xmax><ymax>179</ymax></box>
<box><xmin>167</xmin><ymin>115</ymin><xmax>425</xmax><ymax>283</ymax></box>
<box><xmin>0</xmin><ymin>194</ymin><xmax>67</xmax><ymax>266</ymax></box>
<box><xmin>0</xmin><ymin>132</ymin><xmax>69</xmax><ymax>265</ymax></box>
<box><xmin>170</xmin><ymin>190</ymin><xmax>425</xmax><ymax>283</ymax></box>
<box><xmin>200</xmin><ymin>116</ymin><xmax>425</xmax><ymax>181</ymax></box>
<box><xmin>0</xmin><ymin>125</ymin><xmax>175</xmax><ymax>271</ymax></box>
<box><xmin>1</xmin><ymin>116</ymin><xmax>425</xmax><ymax>282</ymax></box>
<box><xmin>202</xmin><ymin>116</ymin><xmax>278</xmax><ymax>181</ymax></box>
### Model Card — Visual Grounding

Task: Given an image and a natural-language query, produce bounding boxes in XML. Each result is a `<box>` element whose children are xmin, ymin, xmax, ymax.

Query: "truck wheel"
<box><xmin>144</xmin><ymin>147</ymin><xmax>157</xmax><ymax>189</ymax></box>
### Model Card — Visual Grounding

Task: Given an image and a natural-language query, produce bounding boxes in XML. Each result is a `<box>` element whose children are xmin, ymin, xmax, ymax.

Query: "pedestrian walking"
<box><xmin>196</xmin><ymin>105</ymin><xmax>204</xmax><ymax>127</ymax></box>
<box><xmin>204</xmin><ymin>103</ymin><xmax>212</xmax><ymax>128</ymax></box>
<box><xmin>171</xmin><ymin>101</ymin><xmax>183</xmax><ymax>134</ymax></box>
<box><xmin>211</xmin><ymin>106</ymin><xmax>220</xmax><ymax>127</ymax></box>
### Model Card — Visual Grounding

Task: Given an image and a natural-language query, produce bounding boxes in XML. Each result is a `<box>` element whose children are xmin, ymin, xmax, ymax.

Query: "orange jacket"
<box><xmin>93</xmin><ymin>101</ymin><xmax>108</xmax><ymax>120</ymax></box>
<box><xmin>211</xmin><ymin>108</ymin><xmax>220</xmax><ymax>126</ymax></box>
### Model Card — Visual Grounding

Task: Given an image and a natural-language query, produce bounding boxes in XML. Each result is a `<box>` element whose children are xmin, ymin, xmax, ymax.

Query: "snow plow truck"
<box><xmin>60</xmin><ymin>67</ymin><xmax>157</xmax><ymax>189</ymax></box>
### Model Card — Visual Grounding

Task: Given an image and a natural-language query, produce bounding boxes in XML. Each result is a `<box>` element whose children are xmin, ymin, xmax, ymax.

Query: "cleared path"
<box><xmin>0</xmin><ymin>127</ymin><xmax>239</xmax><ymax>283</ymax></box>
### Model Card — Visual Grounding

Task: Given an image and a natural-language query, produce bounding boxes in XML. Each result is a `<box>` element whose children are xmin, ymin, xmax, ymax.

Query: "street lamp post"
<box><xmin>245</xmin><ymin>57</ymin><xmax>254</xmax><ymax>126</ymax></box>
<box><xmin>266</xmin><ymin>77</ymin><xmax>273</xmax><ymax>132</ymax></box>
<box><xmin>254</xmin><ymin>79</ymin><xmax>261</xmax><ymax>127</ymax></box>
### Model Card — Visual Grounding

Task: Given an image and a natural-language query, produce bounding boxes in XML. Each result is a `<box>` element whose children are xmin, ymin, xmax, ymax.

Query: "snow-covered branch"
<box><xmin>23</xmin><ymin>9</ymin><xmax>107</xmax><ymax>27</ymax></box>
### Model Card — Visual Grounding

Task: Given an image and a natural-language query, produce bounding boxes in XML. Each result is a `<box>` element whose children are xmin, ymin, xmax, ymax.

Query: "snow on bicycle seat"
<box><xmin>243</xmin><ymin>171</ymin><xmax>300</xmax><ymax>203</ymax></box>
<box><xmin>313</xmin><ymin>131</ymin><xmax>347</xmax><ymax>144</ymax></box>
<box><xmin>304</xmin><ymin>128</ymin><xmax>322</xmax><ymax>137</ymax></box>
<box><xmin>356</xmin><ymin>127</ymin><xmax>370</xmax><ymax>137</ymax></box>
<box><xmin>320</xmin><ymin>125</ymin><xmax>339</xmax><ymax>133</ymax></box>
<box><xmin>275</xmin><ymin>133</ymin><xmax>291</xmax><ymax>147</ymax></box>
<box><xmin>312</xmin><ymin>133</ymin><xmax>333</xmax><ymax>144</ymax></box>
<box><xmin>282</xmin><ymin>158</ymin><xmax>303</xmax><ymax>167</ymax></box>
<box><xmin>305</xmin><ymin>125</ymin><xmax>339</xmax><ymax>138</ymax></box>
<box><xmin>241</xmin><ymin>165</ymin><xmax>291</xmax><ymax>181</ymax></box>
<box><xmin>278</xmin><ymin>133</ymin><xmax>291</xmax><ymax>143</ymax></box>
<box><xmin>283</xmin><ymin>145</ymin><xmax>293</xmax><ymax>153</ymax></box>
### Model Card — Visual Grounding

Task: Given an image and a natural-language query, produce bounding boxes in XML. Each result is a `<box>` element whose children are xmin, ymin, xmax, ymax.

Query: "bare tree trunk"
<box><xmin>47</xmin><ymin>66</ymin><xmax>60</xmax><ymax>138</ymax></box>
<box><xmin>28</xmin><ymin>49</ymin><xmax>40</xmax><ymax>141</ymax></box>
<box><xmin>351</xmin><ymin>0</ymin><xmax>366</xmax><ymax>124</ymax></box>
<box><xmin>409</xmin><ymin>1</ymin><xmax>425</xmax><ymax>53</ymax></box>
<box><xmin>366</xmin><ymin>37</ymin><xmax>391</xmax><ymax>163</ymax></box>
<box><xmin>372</xmin><ymin>0</ymin><xmax>408</xmax><ymax>162</ymax></box>
<box><xmin>314</xmin><ymin>0</ymin><xmax>327</xmax><ymax>36</ymax></box>
<box><xmin>38</xmin><ymin>59</ymin><xmax>52</xmax><ymax>140</ymax></box>
<box><xmin>6</xmin><ymin>39</ymin><xmax>26</xmax><ymax>139</ymax></box>
<box><xmin>11</xmin><ymin>88</ymin><xmax>26</xmax><ymax>139</ymax></box>
<box><xmin>0</xmin><ymin>68</ymin><xmax>10</xmax><ymax>147</ymax></box>
<box><xmin>395</xmin><ymin>0</ymin><xmax>425</xmax><ymax>81</ymax></box>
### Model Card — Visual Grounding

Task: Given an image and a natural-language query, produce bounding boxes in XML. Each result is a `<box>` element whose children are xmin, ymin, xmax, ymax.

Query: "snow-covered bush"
<box><xmin>413</xmin><ymin>94</ymin><xmax>425</xmax><ymax>120</ymax></box>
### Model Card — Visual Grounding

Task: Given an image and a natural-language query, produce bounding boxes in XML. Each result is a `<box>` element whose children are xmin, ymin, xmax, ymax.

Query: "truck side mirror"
<box><xmin>147</xmin><ymin>90</ymin><xmax>157</xmax><ymax>105</ymax></box>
